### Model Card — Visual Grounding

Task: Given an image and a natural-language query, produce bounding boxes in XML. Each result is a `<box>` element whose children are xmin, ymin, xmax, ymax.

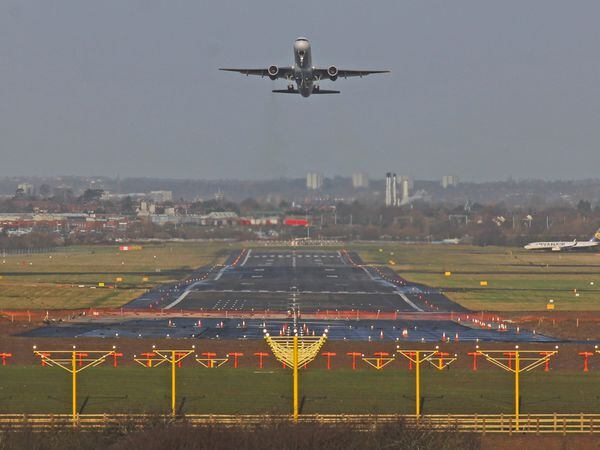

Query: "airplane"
<box><xmin>220</xmin><ymin>37</ymin><xmax>390</xmax><ymax>97</ymax></box>
<box><xmin>524</xmin><ymin>228</ymin><xmax>600</xmax><ymax>251</ymax></box>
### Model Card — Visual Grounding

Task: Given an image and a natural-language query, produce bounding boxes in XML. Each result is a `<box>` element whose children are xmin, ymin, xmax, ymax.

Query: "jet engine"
<box><xmin>268</xmin><ymin>65</ymin><xmax>279</xmax><ymax>80</ymax></box>
<box><xmin>327</xmin><ymin>65</ymin><xmax>339</xmax><ymax>81</ymax></box>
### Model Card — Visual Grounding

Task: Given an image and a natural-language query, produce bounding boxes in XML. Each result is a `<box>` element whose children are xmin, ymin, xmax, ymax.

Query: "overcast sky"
<box><xmin>1</xmin><ymin>1</ymin><xmax>599</xmax><ymax>181</ymax></box>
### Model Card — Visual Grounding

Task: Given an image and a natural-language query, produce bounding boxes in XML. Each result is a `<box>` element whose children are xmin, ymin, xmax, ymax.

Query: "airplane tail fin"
<box><xmin>592</xmin><ymin>228</ymin><xmax>600</xmax><ymax>242</ymax></box>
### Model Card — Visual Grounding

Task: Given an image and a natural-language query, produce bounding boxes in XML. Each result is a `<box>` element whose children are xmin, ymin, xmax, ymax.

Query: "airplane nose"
<box><xmin>294</xmin><ymin>40</ymin><xmax>310</xmax><ymax>52</ymax></box>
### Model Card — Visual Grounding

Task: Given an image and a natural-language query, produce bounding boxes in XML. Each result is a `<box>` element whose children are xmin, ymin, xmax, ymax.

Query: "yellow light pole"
<box><xmin>264</xmin><ymin>328</ymin><xmax>327</xmax><ymax>422</ymax></box>
<box><xmin>476</xmin><ymin>346</ymin><xmax>558</xmax><ymax>431</ymax></box>
<box><xmin>293</xmin><ymin>335</ymin><xmax>299</xmax><ymax>418</ymax></box>
<box><xmin>134</xmin><ymin>345</ymin><xmax>195</xmax><ymax>416</ymax></box>
<box><xmin>362</xmin><ymin>352</ymin><xmax>395</xmax><ymax>370</ymax></box>
<box><xmin>33</xmin><ymin>345</ymin><xmax>116</xmax><ymax>425</ymax></box>
<box><xmin>395</xmin><ymin>346</ymin><xmax>457</xmax><ymax>416</ymax></box>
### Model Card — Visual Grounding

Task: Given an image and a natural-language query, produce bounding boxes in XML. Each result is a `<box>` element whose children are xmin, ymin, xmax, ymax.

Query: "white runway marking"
<box><xmin>240</xmin><ymin>249</ymin><xmax>252</xmax><ymax>267</ymax></box>
<box><xmin>214</xmin><ymin>264</ymin><xmax>230</xmax><ymax>281</ymax></box>
<box><xmin>358</xmin><ymin>265</ymin><xmax>423</xmax><ymax>312</ymax></box>
<box><xmin>395</xmin><ymin>292</ymin><xmax>424</xmax><ymax>312</ymax></box>
<box><xmin>165</xmin><ymin>276</ymin><xmax>214</xmax><ymax>309</ymax></box>
<box><xmin>164</xmin><ymin>289</ymin><xmax>192</xmax><ymax>309</ymax></box>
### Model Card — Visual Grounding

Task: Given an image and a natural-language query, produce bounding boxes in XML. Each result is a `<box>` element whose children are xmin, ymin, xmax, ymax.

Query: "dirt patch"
<box><xmin>504</xmin><ymin>311</ymin><xmax>600</xmax><ymax>340</ymax></box>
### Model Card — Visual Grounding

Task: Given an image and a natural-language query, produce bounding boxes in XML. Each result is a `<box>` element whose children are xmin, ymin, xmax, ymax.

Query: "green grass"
<box><xmin>0</xmin><ymin>242</ymin><xmax>234</xmax><ymax>309</ymax></box>
<box><xmin>0</xmin><ymin>366</ymin><xmax>598</xmax><ymax>415</ymax></box>
<box><xmin>353</xmin><ymin>243</ymin><xmax>600</xmax><ymax>311</ymax></box>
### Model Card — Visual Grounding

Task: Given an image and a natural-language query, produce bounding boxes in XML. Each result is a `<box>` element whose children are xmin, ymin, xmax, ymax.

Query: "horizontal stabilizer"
<box><xmin>272</xmin><ymin>89</ymin><xmax>299</xmax><ymax>94</ymax></box>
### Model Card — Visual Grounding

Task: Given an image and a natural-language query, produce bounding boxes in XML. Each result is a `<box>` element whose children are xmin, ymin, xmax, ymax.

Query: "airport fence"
<box><xmin>0</xmin><ymin>413</ymin><xmax>599</xmax><ymax>434</ymax></box>
<box><xmin>0</xmin><ymin>247</ymin><xmax>64</xmax><ymax>256</ymax></box>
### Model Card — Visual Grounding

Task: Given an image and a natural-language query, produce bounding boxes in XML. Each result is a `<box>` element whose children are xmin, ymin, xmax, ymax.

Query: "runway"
<box><xmin>26</xmin><ymin>249</ymin><xmax>555</xmax><ymax>342</ymax></box>
<box><xmin>149</xmin><ymin>249</ymin><xmax>468</xmax><ymax>314</ymax></box>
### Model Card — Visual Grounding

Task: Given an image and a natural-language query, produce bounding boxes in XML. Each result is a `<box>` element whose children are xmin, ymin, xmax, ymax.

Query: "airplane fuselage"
<box><xmin>219</xmin><ymin>37</ymin><xmax>389</xmax><ymax>96</ymax></box>
<box><xmin>524</xmin><ymin>240</ymin><xmax>599</xmax><ymax>251</ymax></box>
<box><xmin>293</xmin><ymin>37</ymin><xmax>314</xmax><ymax>97</ymax></box>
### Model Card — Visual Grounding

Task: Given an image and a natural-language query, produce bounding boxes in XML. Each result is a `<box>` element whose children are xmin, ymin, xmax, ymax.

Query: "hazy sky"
<box><xmin>1</xmin><ymin>1</ymin><xmax>600</xmax><ymax>181</ymax></box>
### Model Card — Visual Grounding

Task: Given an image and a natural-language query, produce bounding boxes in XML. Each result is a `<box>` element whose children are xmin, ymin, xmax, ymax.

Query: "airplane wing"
<box><xmin>313</xmin><ymin>68</ymin><xmax>390</xmax><ymax>79</ymax></box>
<box><xmin>272</xmin><ymin>89</ymin><xmax>340</xmax><ymax>94</ymax></box>
<box><xmin>219</xmin><ymin>67</ymin><xmax>294</xmax><ymax>79</ymax></box>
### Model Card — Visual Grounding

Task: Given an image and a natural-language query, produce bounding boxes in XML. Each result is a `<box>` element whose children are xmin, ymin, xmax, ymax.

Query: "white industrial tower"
<box><xmin>385</xmin><ymin>173</ymin><xmax>392</xmax><ymax>206</ymax></box>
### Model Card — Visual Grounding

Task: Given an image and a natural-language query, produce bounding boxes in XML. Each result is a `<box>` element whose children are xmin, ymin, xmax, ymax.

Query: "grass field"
<box><xmin>0</xmin><ymin>366</ymin><xmax>599</xmax><ymax>415</ymax></box>
<box><xmin>355</xmin><ymin>244</ymin><xmax>600</xmax><ymax>311</ymax></box>
<box><xmin>0</xmin><ymin>242</ymin><xmax>233</xmax><ymax>309</ymax></box>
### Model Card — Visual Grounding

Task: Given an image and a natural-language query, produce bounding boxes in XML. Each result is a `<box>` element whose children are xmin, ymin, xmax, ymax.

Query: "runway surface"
<box><xmin>24</xmin><ymin>249</ymin><xmax>557</xmax><ymax>342</ymax></box>
<box><xmin>127</xmin><ymin>249</ymin><xmax>468</xmax><ymax>314</ymax></box>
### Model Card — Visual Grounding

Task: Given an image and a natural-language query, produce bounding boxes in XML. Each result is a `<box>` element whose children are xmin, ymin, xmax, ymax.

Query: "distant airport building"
<box><xmin>306</xmin><ymin>173</ymin><xmax>324</xmax><ymax>190</ymax></box>
<box><xmin>352</xmin><ymin>172</ymin><xmax>369</xmax><ymax>189</ymax></box>
<box><xmin>441</xmin><ymin>175</ymin><xmax>459</xmax><ymax>188</ymax></box>
<box><xmin>16</xmin><ymin>183</ymin><xmax>34</xmax><ymax>196</ymax></box>
<box><xmin>148</xmin><ymin>190</ymin><xmax>173</xmax><ymax>203</ymax></box>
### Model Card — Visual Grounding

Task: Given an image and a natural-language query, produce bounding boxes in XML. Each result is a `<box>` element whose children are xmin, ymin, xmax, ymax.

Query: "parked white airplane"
<box><xmin>220</xmin><ymin>37</ymin><xmax>389</xmax><ymax>97</ymax></box>
<box><xmin>524</xmin><ymin>228</ymin><xmax>600</xmax><ymax>251</ymax></box>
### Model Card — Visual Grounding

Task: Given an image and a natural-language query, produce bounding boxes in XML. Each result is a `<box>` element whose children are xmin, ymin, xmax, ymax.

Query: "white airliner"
<box><xmin>220</xmin><ymin>37</ymin><xmax>389</xmax><ymax>97</ymax></box>
<box><xmin>524</xmin><ymin>228</ymin><xmax>600</xmax><ymax>251</ymax></box>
